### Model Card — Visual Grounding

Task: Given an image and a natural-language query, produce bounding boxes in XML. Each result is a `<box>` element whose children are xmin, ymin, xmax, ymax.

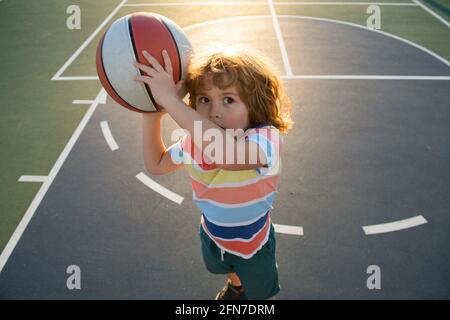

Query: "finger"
<box><xmin>176</xmin><ymin>80</ymin><xmax>184</xmax><ymax>91</ymax></box>
<box><xmin>134</xmin><ymin>62</ymin><xmax>158</xmax><ymax>77</ymax></box>
<box><xmin>142</xmin><ymin>50</ymin><xmax>164</xmax><ymax>73</ymax></box>
<box><xmin>162</xmin><ymin>50</ymin><xmax>173</xmax><ymax>75</ymax></box>
<box><xmin>134</xmin><ymin>75</ymin><xmax>153</xmax><ymax>84</ymax></box>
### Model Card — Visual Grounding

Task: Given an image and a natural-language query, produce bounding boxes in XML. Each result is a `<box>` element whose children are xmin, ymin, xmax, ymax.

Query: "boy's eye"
<box><xmin>198</xmin><ymin>97</ymin><xmax>209</xmax><ymax>104</ymax></box>
<box><xmin>224</xmin><ymin>97</ymin><xmax>234</xmax><ymax>104</ymax></box>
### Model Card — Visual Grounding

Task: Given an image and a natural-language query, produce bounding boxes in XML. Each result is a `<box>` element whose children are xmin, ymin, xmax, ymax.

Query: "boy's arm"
<box><xmin>161</xmin><ymin>98</ymin><xmax>268</xmax><ymax>171</ymax></box>
<box><xmin>135</xmin><ymin>51</ymin><xmax>268</xmax><ymax>171</ymax></box>
<box><xmin>142</xmin><ymin>112</ymin><xmax>183</xmax><ymax>175</ymax></box>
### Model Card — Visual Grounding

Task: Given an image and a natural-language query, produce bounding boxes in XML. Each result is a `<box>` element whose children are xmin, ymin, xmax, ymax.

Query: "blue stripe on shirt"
<box><xmin>193</xmin><ymin>192</ymin><xmax>276</xmax><ymax>224</ymax></box>
<box><xmin>203</xmin><ymin>211</ymin><xmax>269</xmax><ymax>240</ymax></box>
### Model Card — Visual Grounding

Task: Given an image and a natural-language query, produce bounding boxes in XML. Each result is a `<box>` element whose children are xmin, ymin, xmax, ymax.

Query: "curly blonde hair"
<box><xmin>184</xmin><ymin>46</ymin><xmax>294</xmax><ymax>134</ymax></box>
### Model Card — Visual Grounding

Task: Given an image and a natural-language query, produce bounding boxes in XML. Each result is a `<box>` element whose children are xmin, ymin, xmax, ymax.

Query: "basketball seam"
<box><xmin>157</xmin><ymin>16</ymin><xmax>183</xmax><ymax>81</ymax></box>
<box><xmin>128</xmin><ymin>15</ymin><xmax>159</xmax><ymax>112</ymax></box>
<box><xmin>99</xmin><ymin>32</ymin><xmax>142</xmax><ymax>112</ymax></box>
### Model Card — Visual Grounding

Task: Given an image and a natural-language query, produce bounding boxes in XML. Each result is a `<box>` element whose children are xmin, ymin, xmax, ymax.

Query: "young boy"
<box><xmin>137</xmin><ymin>47</ymin><xmax>293</xmax><ymax>299</ymax></box>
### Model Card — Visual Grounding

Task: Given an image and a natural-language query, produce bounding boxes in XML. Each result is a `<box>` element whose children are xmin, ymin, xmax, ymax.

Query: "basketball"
<box><xmin>96</xmin><ymin>12</ymin><xmax>193</xmax><ymax>113</ymax></box>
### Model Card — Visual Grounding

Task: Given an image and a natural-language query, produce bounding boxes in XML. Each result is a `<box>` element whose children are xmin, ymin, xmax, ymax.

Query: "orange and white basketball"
<box><xmin>96</xmin><ymin>12</ymin><xmax>193</xmax><ymax>112</ymax></box>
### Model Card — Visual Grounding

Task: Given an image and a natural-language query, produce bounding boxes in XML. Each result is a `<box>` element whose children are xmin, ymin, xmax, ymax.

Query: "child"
<box><xmin>136</xmin><ymin>46</ymin><xmax>293</xmax><ymax>300</ymax></box>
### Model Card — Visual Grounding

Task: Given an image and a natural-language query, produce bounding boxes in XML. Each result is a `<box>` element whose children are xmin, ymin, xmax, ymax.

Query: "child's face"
<box><xmin>194</xmin><ymin>77</ymin><xmax>250</xmax><ymax>131</ymax></box>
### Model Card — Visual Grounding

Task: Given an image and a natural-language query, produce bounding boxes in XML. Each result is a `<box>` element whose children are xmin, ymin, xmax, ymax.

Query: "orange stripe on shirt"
<box><xmin>192</xmin><ymin>175</ymin><xmax>280</xmax><ymax>204</ymax></box>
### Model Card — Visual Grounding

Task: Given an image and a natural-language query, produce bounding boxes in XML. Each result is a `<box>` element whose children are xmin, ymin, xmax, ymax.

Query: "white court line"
<box><xmin>18</xmin><ymin>176</ymin><xmax>47</xmax><ymax>183</ymax></box>
<box><xmin>73</xmin><ymin>92</ymin><xmax>107</xmax><ymax>105</ymax></box>
<box><xmin>73</xmin><ymin>100</ymin><xmax>95</xmax><ymax>105</ymax></box>
<box><xmin>279</xmin><ymin>15</ymin><xmax>450</xmax><ymax>67</ymax></box>
<box><xmin>136</xmin><ymin>172</ymin><xmax>184</xmax><ymax>205</ymax></box>
<box><xmin>280</xmin><ymin>75</ymin><xmax>450</xmax><ymax>80</ymax></box>
<box><xmin>55</xmin><ymin>76</ymin><xmax>100</xmax><ymax>81</ymax></box>
<box><xmin>51</xmin><ymin>0</ymin><xmax>128</xmax><ymax>80</ymax></box>
<box><xmin>124</xmin><ymin>1</ymin><xmax>267</xmax><ymax>5</ymax></box>
<box><xmin>362</xmin><ymin>215</ymin><xmax>428</xmax><ymax>235</ymax></box>
<box><xmin>100</xmin><ymin>121</ymin><xmax>119</xmax><ymax>151</ymax></box>
<box><xmin>0</xmin><ymin>89</ymin><xmax>106</xmax><ymax>273</ymax></box>
<box><xmin>268</xmin><ymin>0</ymin><xmax>293</xmax><ymax>76</ymax></box>
<box><xmin>62</xmin><ymin>15</ymin><xmax>450</xmax><ymax>81</ymax></box>
<box><xmin>97</xmin><ymin>89</ymin><xmax>108</xmax><ymax>104</ymax></box>
<box><xmin>137</xmin><ymin>173</ymin><xmax>301</xmax><ymax>236</ymax></box>
<box><xmin>124</xmin><ymin>2</ymin><xmax>419</xmax><ymax>6</ymax></box>
<box><xmin>183</xmin><ymin>15</ymin><xmax>450</xmax><ymax>67</ymax></box>
<box><xmin>62</xmin><ymin>75</ymin><xmax>450</xmax><ymax>81</ymax></box>
<box><xmin>61</xmin><ymin>74</ymin><xmax>450</xmax><ymax>81</ymax></box>
<box><xmin>278</xmin><ymin>1</ymin><xmax>418</xmax><ymax>5</ymax></box>
<box><xmin>274</xmin><ymin>223</ymin><xmax>304</xmax><ymax>236</ymax></box>
<box><xmin>412</xmin><ymin>0</ymin><xmax>450</xmax><ymax>28</ymax></box>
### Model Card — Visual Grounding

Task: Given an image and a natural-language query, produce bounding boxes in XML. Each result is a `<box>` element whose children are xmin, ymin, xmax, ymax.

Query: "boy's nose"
<box><xmin>209</xmin><ymin>101</ymin><xmax>222</xmax><ymax>119</ymax></box>
<box><xmin>210</xmin><ymin>112</ymin><xmax>222</xmax><ymax>120</ymax></box>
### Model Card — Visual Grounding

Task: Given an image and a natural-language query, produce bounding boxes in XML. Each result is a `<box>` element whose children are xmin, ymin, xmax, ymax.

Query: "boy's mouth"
<box><xmin>215</xmin><ymin>123</ymin><xmax>226</xmax><ymax>130</ymax></box>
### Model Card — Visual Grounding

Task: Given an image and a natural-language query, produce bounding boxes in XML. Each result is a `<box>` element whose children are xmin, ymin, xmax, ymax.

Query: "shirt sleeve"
<box><xmin>244</xmin><ymin>126</ymin><xmax>282</xmax><ymax>176</ymax></box>
<box><xmin>167</xmin><ymin>135</ymin><xmax>187</xmax><ymax>165</ymax></box>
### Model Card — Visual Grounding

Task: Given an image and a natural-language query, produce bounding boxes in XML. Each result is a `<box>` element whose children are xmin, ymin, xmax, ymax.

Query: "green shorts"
<box><xmin>199</xmin><ymin>223</ymin><xmax>280</xmax><ymax>300</ymax></box>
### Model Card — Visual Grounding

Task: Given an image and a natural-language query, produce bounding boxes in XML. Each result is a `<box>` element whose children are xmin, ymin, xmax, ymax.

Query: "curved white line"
<box><xmin>274</xmin><ymin>223</ymin><xmax>304</xmax><ymax>236</ymax></box>
<box><xmin>100</xmin><ymin>121</ymin><xmax>119</xmax><ymax>151</ymax></box>
<box><xmin>124</xmin><ymin>2</ymin><xmax>420</xmax><ymax>7</ymax></box>
<box><xmin>136</xmin><ymin>172</ymin><xmax>184</xmax><ymax>204</ymax></box>
<box><xmin>362</xmin><ymin>215</ymin><xmax>428</xmax><ymax>235</ymax></box>
<box><xmin>183</xmin><ymin>15</ymin><xmax>450</xmax><ymax>67</ymax></box>
<box><xmin>281</xmin><ymin>15</ymin><xmax>450</xmax><ymax>67</ymax></box>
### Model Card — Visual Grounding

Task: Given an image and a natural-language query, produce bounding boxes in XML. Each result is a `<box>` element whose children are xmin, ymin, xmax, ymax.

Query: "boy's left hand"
<box><xmin>134</xmin><ymin>49</ymin><xmax>184</xmax><ymax>109</ymax></box>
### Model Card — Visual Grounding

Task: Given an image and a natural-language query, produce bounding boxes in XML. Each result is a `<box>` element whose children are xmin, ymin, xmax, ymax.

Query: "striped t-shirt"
<box><xmin>168</xmin><ymin>124</ymin><xmax>283</xmax><ymax>259</ymax></box>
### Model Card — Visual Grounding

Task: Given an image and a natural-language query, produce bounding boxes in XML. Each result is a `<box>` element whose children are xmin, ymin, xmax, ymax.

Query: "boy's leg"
<box><xmin>199</xmin><ymin>225</ymin><xmax>233</xmax><ymax>274</ymax></box>
<box><xmin>216</xmin><ymin>275</ymin><xmax>246</xmax><ymax>300</ymax></box>
<box><xmin>231</xmin><ymin>226</ymin><xmax>280</xmax><ymax>300</ymax></box>
<box><xmin>199</xmin><ymin>224</ymin><xmax>246</xmax><ymax>299</ymax></box>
